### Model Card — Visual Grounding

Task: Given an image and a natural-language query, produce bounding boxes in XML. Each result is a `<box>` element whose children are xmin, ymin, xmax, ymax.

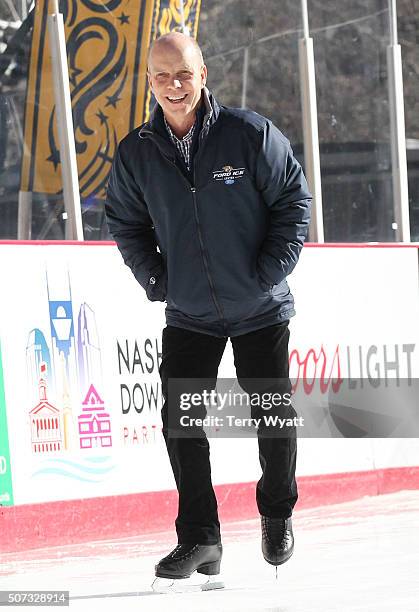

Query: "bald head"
<box><xmin>147</xmin><ymin>32</ymin><xmax>204</xmax><ymax>72</ymax></box>
<box><xmin>146</xmin><ymin>31</ymin><xmax>208</xmax><ymax>135</ymax></box>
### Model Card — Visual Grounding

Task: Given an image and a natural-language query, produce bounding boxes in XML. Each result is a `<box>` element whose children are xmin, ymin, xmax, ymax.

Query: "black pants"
<box><xmin>159</xmin><ymin>322</ymin><xmax>298</xmax><ymax>545</ymax></box>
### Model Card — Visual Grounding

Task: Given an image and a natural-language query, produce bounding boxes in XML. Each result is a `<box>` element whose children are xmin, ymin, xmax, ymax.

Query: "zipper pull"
<box><xmin>191</xmin><ymin>187</ymin><xmax>196</xmax><ymax>193</ymax></box>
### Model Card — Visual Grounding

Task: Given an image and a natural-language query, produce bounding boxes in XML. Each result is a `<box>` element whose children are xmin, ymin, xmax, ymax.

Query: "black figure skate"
<box><xmin>261</xmin><ymin>515</ymin><xmax>294</xmax><ymax>579</ymax></box>
<box><xmin>151</xmin><ymin>542</ymin><xmax>225</xmax><ymax>593</ymax></box>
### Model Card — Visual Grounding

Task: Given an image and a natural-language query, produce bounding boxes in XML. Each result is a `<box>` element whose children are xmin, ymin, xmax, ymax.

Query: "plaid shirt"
<box><xmin>164</xmin><ymin>116</ymin><xmax>196</xmax><ymax>171</ymax></box>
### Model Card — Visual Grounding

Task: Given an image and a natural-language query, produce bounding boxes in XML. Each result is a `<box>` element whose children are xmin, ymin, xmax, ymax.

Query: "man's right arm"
<box><xmin>105</xmin><ymin>144</ymin><xmax>167</xmax><ymax>302</ymax></box>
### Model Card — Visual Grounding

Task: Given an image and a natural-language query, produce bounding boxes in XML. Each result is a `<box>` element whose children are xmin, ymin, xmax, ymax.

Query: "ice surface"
<box><xmin>1</xmin><ymin>490</ymin><xmax>419</xmax><ymax>611</ymax></box>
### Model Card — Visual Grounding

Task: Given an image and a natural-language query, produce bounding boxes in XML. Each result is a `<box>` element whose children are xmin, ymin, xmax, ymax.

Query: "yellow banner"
<box><xmin>20</xmin><ymin>0</ymin><xmax>202</xmax><ymax>198</ymax></box>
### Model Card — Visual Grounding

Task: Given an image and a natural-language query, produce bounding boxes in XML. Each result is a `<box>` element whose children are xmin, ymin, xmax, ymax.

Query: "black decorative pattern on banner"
<box><xmin>79</xmin><ymin>128</ymin><xmax>119</xmax><ymax>197</ymax></box>
<box><xmin>47</xmin><ymin>107</ymin><xmax>60</xmax><ymax>171</ymax></box>
<box><xmin>46</xmin><ymin>2</ymin><xmax>128</xmax><ymax>199</ymax></box>
<box><xmin>67</xmin><ymin>0</ymin><xmax>78</xmax><ymax>28</ymax></box>
<box><xmin>58</xmin><ymin>0</ymin><xmax>72</xmax><ymax>28</ymax></box>
<box><xmin>80</xmin><ymin>0</ymin><xmax>123</xmax><ymax>13</ymax></box>
<box><xmin>66</xmin><ymin>19</ymin><xmax>126</xmax><ymax>149</ymax></box>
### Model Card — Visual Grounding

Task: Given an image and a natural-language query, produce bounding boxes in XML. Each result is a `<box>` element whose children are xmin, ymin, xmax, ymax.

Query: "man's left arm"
<box><xmin>256</xmin><ymin>120</ymin><xmax>312</xmax><ymax>288</ymax></box>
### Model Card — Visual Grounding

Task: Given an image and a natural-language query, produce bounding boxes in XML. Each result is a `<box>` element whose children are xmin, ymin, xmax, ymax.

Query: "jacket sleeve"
<box><xmin>105</xmin><ymin>144</ymin><xmax>167</xmax><ymax>302</ymax></box>
<box><xmin>255</xmin><ymin>120</ymin><xmax>312</xmax><ymax>288</ymax></box>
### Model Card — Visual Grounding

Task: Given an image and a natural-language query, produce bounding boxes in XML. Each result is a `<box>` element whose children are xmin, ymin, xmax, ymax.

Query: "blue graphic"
<box><xmin>31</xmin><ymin>455</ymin><xmax>116</xmax><ymax>483</ymax></box>
<box><xmin>77</xmin><ymin>302</ymin><xmax>103</xmax><ymax>398</ymax></box>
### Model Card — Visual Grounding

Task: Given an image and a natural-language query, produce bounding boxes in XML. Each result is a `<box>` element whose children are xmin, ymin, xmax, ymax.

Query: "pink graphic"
<box><xmin>29</xmin><ymin>363</ymin><xmax>63</xmax><ymax>453</ymax></box>
<box><xmin>78</xmin><ymin>385</ymin><xmax>112</xmax><ymax>449</ymax></box>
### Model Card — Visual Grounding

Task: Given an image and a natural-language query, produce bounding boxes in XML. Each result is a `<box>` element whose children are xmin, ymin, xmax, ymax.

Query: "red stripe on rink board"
<box><xmin>0</xmin><ymin>240</ymin><xmax>418</xmax><ymax>248</ymax></box>
<box><xmin>1</xmin><ymin>466</ymin><xmax>419</xmax><ymax>554</ymax></box>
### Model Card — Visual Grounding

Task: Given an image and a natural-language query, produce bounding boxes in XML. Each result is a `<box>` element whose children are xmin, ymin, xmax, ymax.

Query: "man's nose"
<box><xmin>168</xmin><ymin>78</ymin><xmax>182</xmax><ymax>89</ymax></box>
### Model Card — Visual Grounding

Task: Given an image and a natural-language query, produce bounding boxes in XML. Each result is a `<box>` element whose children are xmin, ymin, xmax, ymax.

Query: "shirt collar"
<box><xmin>163</xmin><ymin>114</ymin><xmax>196</xmax><ymax>142</ymax></box>
<box><xmin>162</xmin><ymin>88</ymin><xmax>209</xmax><ymax>142</ymax></box>
<box><xmin>201</xmin><ymin>86</ymin><xmax>213</xmax><ymax>127</ymax></box>
<box><xmin>139</xmin><ymin>87</ymin><xmax>219</xmax><ymax>143</ymax></box>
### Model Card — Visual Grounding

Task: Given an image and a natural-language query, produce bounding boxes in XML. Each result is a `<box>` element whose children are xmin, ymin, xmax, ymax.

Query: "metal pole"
<box><xmin>47</xmin><ymin>0</ymin><xmax>84</xmax><ymax>240</ymax></box>
<box><xmin>241</xmin><ymin>46</ymin><xmax>249</xmax><ymax>109</ymax></box>
<box><xmin>298</xmin><ymin>0</ymin><xmax>324</xmax><ymax>242</ymax></box>
<box><xmin>17</xmin><ymin>191</ymin><xmax>32</xmax><ymax>239</ymax></box>
<box><xmin>301</xmin><ymin>0</ymin><xmax>309</xmax><ymax>39</ymax></box>
<box><xmin>387</xmin><ymin>0</ymin><xmax>410</xmax><ymax>241</ymax></box>
<box><xmin>15</xmin><ymin>90</ymin><xmax>32</xmax><ymax>239</ymax></box>
<box><xmin>178</xmin><ymin>1</ymin><xmax>189</xmax><ymax>35</ymax></box>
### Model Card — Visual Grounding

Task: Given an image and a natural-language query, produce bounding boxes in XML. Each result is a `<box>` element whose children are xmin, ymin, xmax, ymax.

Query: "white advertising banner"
<box><xmin>0</xmin><ymin>244</ymin><xmax>418</xmax><ymax>506</ymax></box>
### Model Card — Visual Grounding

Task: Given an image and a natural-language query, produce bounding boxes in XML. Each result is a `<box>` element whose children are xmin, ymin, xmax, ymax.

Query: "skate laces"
<box><xmin>262</xmin><ymin>516</ymin><xmax>286</xmax><ymax>545</ymax></box>
<box><xmin>167</xmin><ymin>544</ymin><xmax>198</xmax><ymax>560</ymax></box>
<box><xmin>167</xmin><ymin>544</ymin><xmax>184</xmax><ymax>558</ymax></box>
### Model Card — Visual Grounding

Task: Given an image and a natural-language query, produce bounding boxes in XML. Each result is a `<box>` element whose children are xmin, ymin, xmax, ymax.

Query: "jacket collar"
<box><xmin>138</xmin><ymin>86</ymin><xmax>220</xmax><ymax>143</ymax></box>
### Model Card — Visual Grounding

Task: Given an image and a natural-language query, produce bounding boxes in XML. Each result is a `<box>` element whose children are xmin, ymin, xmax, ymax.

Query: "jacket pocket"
<box><xmin>258</xmin><ymin>276</ymin><xmax>274</xmax><ymax>293</ymax></box>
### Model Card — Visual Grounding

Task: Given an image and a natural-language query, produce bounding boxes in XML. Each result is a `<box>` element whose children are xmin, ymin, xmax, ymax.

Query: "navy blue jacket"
<box><xmin>105</xmin><ymin>88</ymin><xmax>312</xmax><ymax>338</ymax></box>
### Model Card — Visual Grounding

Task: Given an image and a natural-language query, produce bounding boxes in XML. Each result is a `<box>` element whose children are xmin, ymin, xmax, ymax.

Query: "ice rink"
<box><xmin>1</xmin><ymin>489</ymin><xmax>418</xmax><ymax>611</ymax></box>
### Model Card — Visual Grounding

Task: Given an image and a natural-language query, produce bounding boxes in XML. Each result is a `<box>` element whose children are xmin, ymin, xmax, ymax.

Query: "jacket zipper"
<box><xmin>190</xmin><ymin>187</ymin><xmax>228</xmax><ymax>336</ymax></box>
<box><xmin>165</xmin><ymin>155</ymin><xmax>229</xmax><ymax>337</ymax></box>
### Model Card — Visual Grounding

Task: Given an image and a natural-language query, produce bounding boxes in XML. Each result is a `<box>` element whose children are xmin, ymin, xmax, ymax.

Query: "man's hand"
<box><xmin>146</xmin><ymin>268</ymin><xmax>167</xmax><ymax>302</ymax></box>
<box><xmin>256</xmin><ymin>264</ymin><xmax>274</xmax><ymax>292</ymax></box>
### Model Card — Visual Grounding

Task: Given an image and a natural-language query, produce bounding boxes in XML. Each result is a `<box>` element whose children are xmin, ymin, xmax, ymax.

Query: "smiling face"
<box><xmin>147</xmin><ymin>34</ymin><xmax>207</xmax><ymax>130</ymax></box>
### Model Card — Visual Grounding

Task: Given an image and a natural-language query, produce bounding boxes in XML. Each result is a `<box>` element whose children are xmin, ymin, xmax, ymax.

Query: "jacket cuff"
<box><xmin>146</xmin><ymin>268</ymin><xmax>167</xmax><ymax>302</ymax></box>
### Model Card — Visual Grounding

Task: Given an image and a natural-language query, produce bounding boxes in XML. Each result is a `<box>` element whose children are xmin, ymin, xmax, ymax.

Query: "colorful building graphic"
<box><xmin>77</xmin><ymin>303</ymin><xmax>103</xmax><ymax>395</ymax></box>
<box><xmin>47</xmin><ymin>269</ymin><xmax>78</xmax><ymax>398</ymax></box>
<box><xmin>29</xmin><ymin>363</ymin><xmax>63</xmax><ymax>453</ymax></box>
<box><xmin>26</xmin><ymin>269</ymin><xmax>111</xmax><ymax>456</ymax></box>
<box><xmin>78</xmin><ymin>385</ymin><xmax>112</xmax><ymax>449</ymax></box>
<box><xmin>60</xmin><ymin>352</ymin><xmax>75</xmax><ymax>451</ymax></box>
<box><xmin>26</xmin><ymin>328</ymin><xmax>53</xmax><ymax>403</ymax></box>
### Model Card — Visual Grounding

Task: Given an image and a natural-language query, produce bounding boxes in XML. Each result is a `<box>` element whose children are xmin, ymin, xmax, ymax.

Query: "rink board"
<box><xmin>0</xmin><ymin>242</ymin><xmax>418</xmax><ymax>518</ymax></box>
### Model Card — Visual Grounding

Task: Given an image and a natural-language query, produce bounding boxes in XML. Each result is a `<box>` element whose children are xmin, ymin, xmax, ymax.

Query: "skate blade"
<box><xmin>152</xmin><ymin>575</ymin><xmax>225</xmax><ymax>594</ymax></box>
<box><xmin>201</xmin><ymin>576</ymin><xmax>225</xmax><ymax>591</ymax></box>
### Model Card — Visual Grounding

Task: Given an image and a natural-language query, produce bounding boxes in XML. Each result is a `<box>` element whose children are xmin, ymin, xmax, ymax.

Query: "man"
<box><xmin>105</xmin><ymin>32</ymin><xmax>311</xmax><ymax>582</ymax></box>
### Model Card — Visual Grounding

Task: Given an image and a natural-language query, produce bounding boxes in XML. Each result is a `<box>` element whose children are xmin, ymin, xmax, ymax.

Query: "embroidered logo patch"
<box><xmin>212</xmin><ymin>165</ymin><xmax>245</xmax><ymax>185</ymax></box>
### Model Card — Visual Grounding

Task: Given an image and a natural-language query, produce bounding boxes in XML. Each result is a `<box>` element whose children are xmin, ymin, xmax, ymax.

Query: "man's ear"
<box><xmin>201</xmin><ymin>64</ymin><xmax>208</xmax><ymax>88</ymax></box>
<box><xmin>147</xmin><ymin>70</ymin><xmax>152</xmax><ymax>90</ymax></box>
